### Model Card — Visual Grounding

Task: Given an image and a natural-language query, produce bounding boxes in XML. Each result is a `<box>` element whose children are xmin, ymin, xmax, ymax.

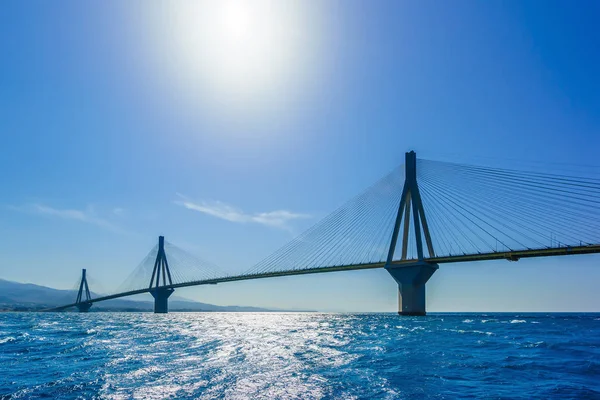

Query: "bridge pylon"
<box><xmin>149</xmin><ymin>236</ymin><xmax>174</xmax><ymax>313</ymax></box>
<box><xmin>75</xmin><ymin>268</ymin><xmax>93</xmax><ymax>312</ymax></box>
<box><xmin>385</xmin><ymin>151</ymin><xmax>438</xmax><ymax>316</ymax></box>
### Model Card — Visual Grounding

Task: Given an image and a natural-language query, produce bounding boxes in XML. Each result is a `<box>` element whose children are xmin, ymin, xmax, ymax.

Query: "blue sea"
<box><xmin>1</xmin><ymin>313</ymin><xmax>599</xmax><ymax>399</ymax></box>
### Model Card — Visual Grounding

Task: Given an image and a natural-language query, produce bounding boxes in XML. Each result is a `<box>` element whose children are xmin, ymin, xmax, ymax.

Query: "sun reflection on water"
<box><xmin>3</xmin><ymin>312</ymin><xmax>599</xmax><ymax>399</ymax></box>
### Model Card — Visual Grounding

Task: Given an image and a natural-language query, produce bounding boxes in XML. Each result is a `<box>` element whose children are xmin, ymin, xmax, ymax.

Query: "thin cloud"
<box><xmin>174</xmin><ymin>194</ymin><xmax>311</xmax><ymax>230</ymax></box>
<box><xmin>11</xmin><ymin>203</ymin><xmax>123</xmax><ymax>232</ymax></box>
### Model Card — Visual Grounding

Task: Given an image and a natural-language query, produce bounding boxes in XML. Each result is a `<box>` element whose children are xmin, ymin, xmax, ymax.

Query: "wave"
<box><xmin>0</xmin><ymin>336</ymin><xmax>16</xmax><ymax>344</ymax></box>
<box><xmin>1</xmin><ymin>313</ymin><xmax>599</xmax><ymax>399</ymax></box>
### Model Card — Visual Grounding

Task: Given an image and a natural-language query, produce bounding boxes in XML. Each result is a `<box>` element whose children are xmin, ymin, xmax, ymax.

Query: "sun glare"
<box><xmin>144</xmin><ymin>0</ymin><xmax>319</xmax><ymax>112</ymax></box>
<box><xmin>221</xmin><ymin>2</ymin><xmax>251</xmax><ymax>40</ymax></box>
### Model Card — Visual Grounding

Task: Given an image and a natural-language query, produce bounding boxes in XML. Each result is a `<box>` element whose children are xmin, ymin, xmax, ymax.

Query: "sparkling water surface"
<box><xmin>1</xmin><ymin>312</ymin><xmax>599</xmax><ymax>399</ymax></box>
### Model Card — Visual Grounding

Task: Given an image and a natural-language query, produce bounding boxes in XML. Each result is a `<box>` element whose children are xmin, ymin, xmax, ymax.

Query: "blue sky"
<box><xmin>1</xmin><ymin>1</ymin><xmax>600</xmax><ymax>311</ymax></box>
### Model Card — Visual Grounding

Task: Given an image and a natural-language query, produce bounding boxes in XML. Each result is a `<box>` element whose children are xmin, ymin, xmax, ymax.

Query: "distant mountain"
<box><xmin>0</xmin><ymin>279</ymin><xmax>284</xmax><ymax>312</ymax></box>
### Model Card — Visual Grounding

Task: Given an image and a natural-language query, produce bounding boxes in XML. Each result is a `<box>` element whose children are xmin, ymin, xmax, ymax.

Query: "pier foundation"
<box><xmin>386</xmin><ymin>262</ymin><xmax>438</xmax><ymax>315</ymax></box>
<box><xmin>150</xmin><ymin>288</ymin><xmax>174</xmax><ymax>313</ymax></box>
<box><xmin>76</xmin><ymin>301</ymin><xmax>92</xmax><ymax>313</ymax></box>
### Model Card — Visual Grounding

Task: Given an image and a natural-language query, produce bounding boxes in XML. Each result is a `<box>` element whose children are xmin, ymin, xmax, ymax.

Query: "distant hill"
<box><xmin>0</xmin><ymin>279</ymin><xmax>283</xmax><ymax>312</ymax></box>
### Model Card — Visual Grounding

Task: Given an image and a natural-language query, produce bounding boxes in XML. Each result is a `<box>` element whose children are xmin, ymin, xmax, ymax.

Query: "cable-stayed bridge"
<box><xmin>46</xmin><ymin>152</ymin><xmax>600</xmax><ymax>315</ymax></box>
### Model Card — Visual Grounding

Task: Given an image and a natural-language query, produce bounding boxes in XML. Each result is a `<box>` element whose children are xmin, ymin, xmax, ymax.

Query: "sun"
<box><xmin>143</xmin><ymin>0</ymin><xmax>318</xmax><ymax>109</ymax></box>
<box><xmin>220</xmin><ymin>1</ymin><xmax>251</xmax><ymax>40</ymax></box>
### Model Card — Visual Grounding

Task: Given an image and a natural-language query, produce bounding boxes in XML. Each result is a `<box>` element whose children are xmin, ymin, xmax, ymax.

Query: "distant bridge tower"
<box><xmin>149</xmin><ymin>236</ymin><xmax>174</xmax><ymax>313</ymax></box>
<box><xmin>385</xmin><ymin>151</ymin><xmax>438</xmax><ymax>316</ymax></box>
<box><xmin>75</xmin><ymin>268</ymin><xmax>93</xmax><ymax>312</ymax></box>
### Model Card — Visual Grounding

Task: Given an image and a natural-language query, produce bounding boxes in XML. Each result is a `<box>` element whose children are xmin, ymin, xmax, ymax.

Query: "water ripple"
<box><xmin>0</xmin><ymin>313</ymin><xmax>599</xmax><ymax>399</ymax></box>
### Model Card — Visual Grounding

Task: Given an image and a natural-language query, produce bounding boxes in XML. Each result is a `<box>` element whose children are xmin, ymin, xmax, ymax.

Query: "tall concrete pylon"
<box><xmin>75</xmin><ymin>268</ymin><xmax>93</xmax><ymax>312</ymax></box>
<box><xmin>149</xmin><ymin>236</ymin><xmax>174</xmax><ymax>313</ymax></box>
<box><xmin>385</xmin><ymin>151</ymin><xmax>439</xmax><ymax>315</ymax></box>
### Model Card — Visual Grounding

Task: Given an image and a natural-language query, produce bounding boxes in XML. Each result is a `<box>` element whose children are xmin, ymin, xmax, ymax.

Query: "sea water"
<box><xmin>1</xmin><ymin>313</ymin><xmax>599</xmax><ymax>399</ymax></box>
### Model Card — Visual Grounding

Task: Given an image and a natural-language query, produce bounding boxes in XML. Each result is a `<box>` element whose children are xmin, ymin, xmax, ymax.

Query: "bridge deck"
<box><xmin>45</xmin><ymin>244</ymin><xmax>600</xmax><ymax>311</ymax></box>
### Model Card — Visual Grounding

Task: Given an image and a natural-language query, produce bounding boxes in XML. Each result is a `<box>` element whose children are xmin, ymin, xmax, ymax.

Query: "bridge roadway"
<box><xmin>46</xmin><ymin>244</ymin><xmax>600</xmax><ymax>312</ymax></box>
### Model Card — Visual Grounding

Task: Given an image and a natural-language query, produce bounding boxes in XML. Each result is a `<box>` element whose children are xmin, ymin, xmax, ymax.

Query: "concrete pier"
<box><xmin>76</xmin><ymin>301</ymin><xmax>92</xmax><ymax>313</ymax></box>
<box><xmin>150</xmin><ymin>288</ymin><xmax>174</xmax><ymax>313</ymax></box>
<box><xmin>386</xmin><ymin>262</ymin><xmax>438</xmax><ymax>316</ymax></box>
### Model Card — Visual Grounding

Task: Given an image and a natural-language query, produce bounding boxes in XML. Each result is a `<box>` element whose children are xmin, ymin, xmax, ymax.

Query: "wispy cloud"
<box><xmin>174</xmin><ymin>194</ymin><xmax>311</xmax><ymax>230</ymax></box>
<box><xmin>10</xmin><ymin>203</ymin><xmax>124</xmax><ymax>232</ymax></box>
